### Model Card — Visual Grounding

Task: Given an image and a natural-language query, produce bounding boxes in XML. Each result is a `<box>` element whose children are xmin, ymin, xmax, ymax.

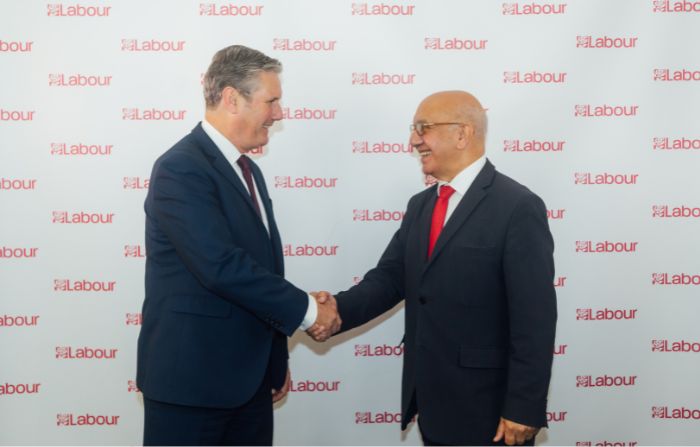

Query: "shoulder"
<box><xmin>153</xmin><ymin>132</ymin><xmax>208</xmax><ymax>175</ymax></box>
<box><xmin>491</xmin><ymin>169</ymin><xmax>546</xmax><ymax>210</ymax></box>
<box><xmin>407</xmin><ymin>185</ymin><xmax>435</xmax><ymax>206</ymax></box>
<box><xmin>404</xmin><ymin>185</ymin><xmax>435</xmax><ymax>216</ymax></box>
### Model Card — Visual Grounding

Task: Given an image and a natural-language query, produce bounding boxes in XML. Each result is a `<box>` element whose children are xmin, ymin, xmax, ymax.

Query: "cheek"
<box><xmin>260</xmin><ymin>109</ymin><xmax>272</xmax><ymax>125</ymax></box>
<box><xmin>424</xmin><ymin>139</ymin><xmax>440</xmax><ymax>156</ymax></box>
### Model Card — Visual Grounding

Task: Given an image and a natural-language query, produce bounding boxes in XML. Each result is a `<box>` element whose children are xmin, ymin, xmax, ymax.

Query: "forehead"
<box><xmin>251</xmin><ymin>71</ymin><xmax>281</xmax><ymax>98</ymax></box>
<box><xmin>414</xmin><ymin>96</ymin><xmax>453</xmax><ymax>122</ymax></box>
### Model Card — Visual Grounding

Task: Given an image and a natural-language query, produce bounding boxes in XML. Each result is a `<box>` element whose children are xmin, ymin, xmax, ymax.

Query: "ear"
<box><xmin>456</xmin><ymin>123</ymin><xmax>474</xmax><ymax>150</ymax></box>
<box><xmin>221</xmin><ymin>86</ymin><xmax>241</xmax><ymax>114</ymax></box>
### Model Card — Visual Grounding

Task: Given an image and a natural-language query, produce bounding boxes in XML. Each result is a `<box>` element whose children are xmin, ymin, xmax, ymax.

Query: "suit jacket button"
<box><xmin>419</xmin><ymin>296</ymin><xmax>427</xmax><ymax>305</ymax></box>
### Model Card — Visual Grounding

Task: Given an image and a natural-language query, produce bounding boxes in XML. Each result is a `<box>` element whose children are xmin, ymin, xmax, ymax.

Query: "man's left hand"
<box><xmin>493</xmin><ymin>417</ymin><xmax>539</xmax><ymax>445</ymax></box>
<box><xmin>271</xmin><ymin>368</ymin><xmax>291</xmax><ymax>403</ymax></box>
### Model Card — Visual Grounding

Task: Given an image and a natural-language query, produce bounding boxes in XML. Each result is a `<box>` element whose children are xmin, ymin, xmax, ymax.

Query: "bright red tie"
<box><xmin>428</xmin><ymin>185</ymin><xmax>455</xmax><ymax>258</ymax></box>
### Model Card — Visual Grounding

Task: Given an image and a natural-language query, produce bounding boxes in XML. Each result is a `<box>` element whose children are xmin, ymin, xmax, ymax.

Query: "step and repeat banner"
<box><xmin>1</xmin><ymin>0</ymin><xmax>699</xmax><ymax>445</ymax></box>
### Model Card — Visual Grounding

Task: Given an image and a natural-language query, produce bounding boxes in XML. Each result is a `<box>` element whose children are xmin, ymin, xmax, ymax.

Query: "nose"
<box><xmin>409</xmin><ymin>129</ymin><xmax>423</xmax><ymax>147</ymax></box>
<box><xmin>271</xmin><ymin>101</ymin><xmax>283</xmax><ymax>121</ymax></box>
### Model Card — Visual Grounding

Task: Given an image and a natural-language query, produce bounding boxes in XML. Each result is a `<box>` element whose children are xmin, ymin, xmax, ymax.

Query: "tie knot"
<box><xmin>439</xmin><ymin>185</ymin><xmax>455</xmax><ymax>200</ymax></box>
<box><xmin>236</xmin><ymin>154</ymin><xmax>251</xmax><ymax>172</ymax></box>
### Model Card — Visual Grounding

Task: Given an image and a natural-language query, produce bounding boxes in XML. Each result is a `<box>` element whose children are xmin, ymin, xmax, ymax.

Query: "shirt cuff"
<box><xmin>298</xmin><ymin>294</ymin><xmax>318</xmax><ymax>331</ymax></box>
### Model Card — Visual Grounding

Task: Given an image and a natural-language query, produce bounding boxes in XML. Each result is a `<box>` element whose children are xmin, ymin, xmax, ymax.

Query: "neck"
<box><xmin>442</xmin><ymin>150</ymin><xmax>484</xmax><ymax>182</ymax></box>
<box><xmin>204</xmin><ymin>109</ymin><xmax>245</xmax><ymax>154</ymax></box>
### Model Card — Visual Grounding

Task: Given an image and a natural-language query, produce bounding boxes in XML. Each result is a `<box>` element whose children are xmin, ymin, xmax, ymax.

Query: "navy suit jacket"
<box><xmin>137</xmin><ymin>123</ymin><xmax>308</xmax><ymax>408</ymax></box>
<box><xmin>336</xmin><ymin>160</ymin><xmax>557</xmax><ymax>445</ymax></box>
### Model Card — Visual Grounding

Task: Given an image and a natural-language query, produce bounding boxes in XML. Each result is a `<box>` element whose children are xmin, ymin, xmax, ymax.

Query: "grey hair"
<box><xmin>461</xmin><ymin>105</ymin><xmax>488</xmax><ymax>139</ymax></box>
<box><xmin>203</xmin><ymin>45</ymin><xmax>282</xmax><ymax>108</ymax></box>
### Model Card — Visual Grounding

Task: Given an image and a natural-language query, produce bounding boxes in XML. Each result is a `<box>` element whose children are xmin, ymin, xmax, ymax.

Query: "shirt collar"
<box><xmin>437</xmin><ymin>155</ymin><xmax>486</xmax><ymax>196</ymax></box>
<box><xmin>201</xmin><ymin>119</ymin><xmax>245</xmax><ymax>167</ymax></box>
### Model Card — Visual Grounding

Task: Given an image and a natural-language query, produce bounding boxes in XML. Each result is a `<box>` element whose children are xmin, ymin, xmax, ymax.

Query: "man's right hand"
<box><xmin>307</xmin><ymin>291</ymin><xmax>341</xmax><ymax>342</ymax></box>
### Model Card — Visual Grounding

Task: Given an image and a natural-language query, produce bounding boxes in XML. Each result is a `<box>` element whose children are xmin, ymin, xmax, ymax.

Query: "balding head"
<box><xmin>411</xmin><ymin>90</ymin><xmax>488</xmax><ymax>181</ymax></box>
<box><xmin>419</xmin><ymin>90</ymin><xmax>488</xmax><ymax>142</ymax></box>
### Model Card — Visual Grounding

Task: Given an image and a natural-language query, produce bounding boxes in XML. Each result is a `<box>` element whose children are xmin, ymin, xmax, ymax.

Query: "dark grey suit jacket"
<box><xmin>337</xmin><ymin>160</ymin><xmax>557</xmax><ymax>445</ymax></box>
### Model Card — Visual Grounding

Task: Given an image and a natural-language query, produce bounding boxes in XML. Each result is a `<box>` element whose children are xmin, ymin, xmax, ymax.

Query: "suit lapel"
<box><xmin>191</xmin><ymin>123</ymin><xmax>264</xmax><ymax>224</ymax></box>
<box><xmin>416</xmin><ymin>185</ymin><xmax>438</xmax><ymax>264</ymax></box>
<box><xmin>248</xmin><ymin>159</ymin><xmax>272</xmax><ymax>219</ymax></box>
<box><xmin>424</xmin><ymin>160</ymin><xmax>496</xmax><ymax>270</ymax></box>
<box><xmin>248</xmin><ymin>158</ymin><xmax>284</xmax><ymax>274</ymax></box>
<box><xmin>191</xmin><ymin>123</ymin><xmax>281</xmax><ymax>273</ymax></box>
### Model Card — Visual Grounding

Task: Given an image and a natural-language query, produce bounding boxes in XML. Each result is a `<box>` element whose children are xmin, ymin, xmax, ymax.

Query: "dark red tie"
<box><xmin>428</xmin><ymin>185</ymin><xmax>456</xmax><ymax>258</ymax></box>
<box><xmin>236</xmin><ymin>155</ymin><xmax>262</xmax><ymax>218</ymax></box>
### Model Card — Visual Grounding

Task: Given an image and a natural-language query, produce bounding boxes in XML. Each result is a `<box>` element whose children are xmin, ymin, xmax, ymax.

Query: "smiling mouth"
<box><xmin>418</xmin><ymin>149</ymin><xmax>431</xmax><ymax>158</ymax></box>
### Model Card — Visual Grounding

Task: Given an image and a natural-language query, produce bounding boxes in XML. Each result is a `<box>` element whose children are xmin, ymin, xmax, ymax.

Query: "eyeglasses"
<box><xmin>409</xmin><ymin>122</ymin><xmax>467</xmax><ymax>136</ymax></box>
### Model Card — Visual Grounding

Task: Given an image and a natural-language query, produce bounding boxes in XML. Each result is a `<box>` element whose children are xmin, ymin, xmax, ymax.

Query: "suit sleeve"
<box><xmin>148</xmin><ymin>152</ymin><xmax>307</xmax><ymax>336</ymax></box>
<box><xmin>501</xmin><ymin>192</ymin><xmax>557</xmax><ymax>428</ymax></box>
<box><xmin>336</xmin><ymin>196</ymin><xmax>420</xmax><ymax>332</ymax></box>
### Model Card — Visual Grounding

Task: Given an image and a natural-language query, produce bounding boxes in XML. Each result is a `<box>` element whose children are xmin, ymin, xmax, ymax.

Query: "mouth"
<box><xmin>417</xmin><ymin>149</ymin><xmax>431</xmax><ymax>158</ymax></box>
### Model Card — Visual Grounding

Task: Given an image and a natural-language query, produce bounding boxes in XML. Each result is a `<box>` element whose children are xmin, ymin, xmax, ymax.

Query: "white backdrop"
<box><xmin>1</xmin><ymin>0</ymin><xmax>699</xmax><ymax>445</ymax></box>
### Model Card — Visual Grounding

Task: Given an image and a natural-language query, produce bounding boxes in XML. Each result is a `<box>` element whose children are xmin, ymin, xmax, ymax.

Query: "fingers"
<box><xmin>309</xmin><ymin>291</ymin><xmax>322</xmax><ymax>303</ymax></box>
<box><xmin>494</xmin><ymin>418</ymin><xmax>538</xmax><ymax>446</ymax></box>
<box><xmin>514</xmin><ymin>426</ymin><xmax>537</xmax><ymax>445</ymax></box>
<box><xmin>312</xmin><ymin>290</ymin><xmax>335</xmax><ymax>306</ymax></box>
<box><xmin>307</xmin><ymin>317</ymin><xmax>341</xmax><ymax>341</ymax></box>
<box><xmin>306</xmin><ymin>294</ymin><xmax>341</xmax><ymax>342</ymax></box>
<box><xmin>312</xmin><ymin>290</ymin><xmax>331</xmax><ymax>304</ymax></box>
<box><xmin>271</xmin><ymin>387</ymin><xmax>284</xmax><ymax>402</ymax></box>
<box><xmin>271</xmin><ymin>369</ymin><xmax>291</xmax><ymax>402</ymax></box>
<box><xmin>307</xmin><ymin>323</ymin><xmax>330</xmax><ymax>342</ymax></box>
<box><xmin>524</xmin><ymin>427</ymin><xmax>538</xmax><ymax>444</ymax></box>
<box><xmin>492</xmin><ymin>418</ymin><xmax>505</xmax><ymax>443</ymax></box>
<box><xmin>505</xmin><ymin>428</ymin><xmax>516</xmax><ymax>446</ymax></box>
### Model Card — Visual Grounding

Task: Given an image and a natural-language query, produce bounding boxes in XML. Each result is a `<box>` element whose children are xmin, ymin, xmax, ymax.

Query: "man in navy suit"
<box><xmin>312</xmin><ymin>91</ymin><xmax>557</xmax><ymax>446</ymax></box>
<box><xmin>137</xmin><ymin>45</ymin><xmax>340</xmax><ymax>446</ymax></box>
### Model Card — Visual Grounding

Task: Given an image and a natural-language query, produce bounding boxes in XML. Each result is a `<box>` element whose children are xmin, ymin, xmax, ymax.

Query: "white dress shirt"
<box><xmin>436</xmin><ymin>155</ymin><xmax>487</xmax><ymax>225</ymax></box>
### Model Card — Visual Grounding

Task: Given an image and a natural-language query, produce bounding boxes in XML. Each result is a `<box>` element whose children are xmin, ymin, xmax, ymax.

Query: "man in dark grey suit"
<box><xmin>312</xmin><ymin>91</ymin><xmax>557</xmax><ymax>446</ymax></box>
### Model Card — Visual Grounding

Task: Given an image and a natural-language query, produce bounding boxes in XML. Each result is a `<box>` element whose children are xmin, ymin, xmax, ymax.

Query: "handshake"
<box><xmin>307</xmin><ymin>291</ymin><xmax>341</xmax><ymax>342</ymax></box>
